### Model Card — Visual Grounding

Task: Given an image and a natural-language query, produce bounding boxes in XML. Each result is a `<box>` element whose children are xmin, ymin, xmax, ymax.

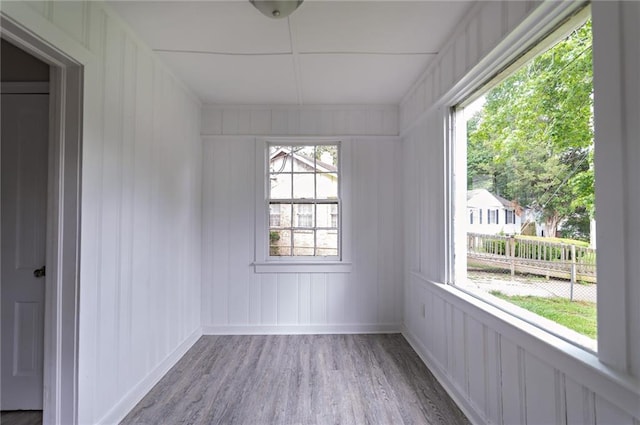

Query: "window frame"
<box><xmin>253</xmin><ymin>138</ymin><xmax>352</xmax><ymax>273</ymax></box>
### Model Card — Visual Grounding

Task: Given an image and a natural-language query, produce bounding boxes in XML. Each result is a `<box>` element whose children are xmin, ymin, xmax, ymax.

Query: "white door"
<box><xmin>1</xmin><ymin>93</ymin><xmax>49</xmax><ymax>410</ymax></box>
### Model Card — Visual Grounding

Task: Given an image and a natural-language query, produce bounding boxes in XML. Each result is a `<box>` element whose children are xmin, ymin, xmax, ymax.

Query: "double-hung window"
<box><xmin>505</xmin><ymin>209</ymin><xmax>515</xmax><ymax>225</ymax></box>
<box><xmin>267</xmin><ymin>143</ymin><xmax>340</xmax><ymax>258</ymax></box>
<box><xmin>488</xmin><ymin>209</ymin><xmax>497</xmax><ymax>224</ymax></box>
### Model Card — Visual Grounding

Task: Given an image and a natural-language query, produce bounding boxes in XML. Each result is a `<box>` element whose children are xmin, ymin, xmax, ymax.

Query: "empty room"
<box><xmin>1</xmin><ymin>1</ymin><xmax>639</xmax><ymax>424</ymax></box>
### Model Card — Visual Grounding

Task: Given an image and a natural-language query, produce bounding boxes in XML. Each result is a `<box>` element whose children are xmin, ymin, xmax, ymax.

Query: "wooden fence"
<box><xmin>467</xmin><ymin>233</ymin><xmax>597</xmax><ymax>283</ymax></box>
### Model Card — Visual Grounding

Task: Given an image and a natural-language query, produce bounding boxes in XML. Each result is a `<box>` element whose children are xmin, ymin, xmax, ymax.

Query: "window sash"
<box><xmin>267</xmin><ymin>143</ymin><xmax>341</xmax><ymax>258</ymax></box>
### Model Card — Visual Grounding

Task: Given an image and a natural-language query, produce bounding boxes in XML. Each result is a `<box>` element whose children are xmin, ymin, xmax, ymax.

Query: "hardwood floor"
<box><xmin>121</xmin><ymin>334</ymin><xmax>469</xmax><ymax>425</ymax></box>
<box><xmin>0</xmin><ymin>411</ymin><xmax>42</xmax><ymax>425</ymax></box>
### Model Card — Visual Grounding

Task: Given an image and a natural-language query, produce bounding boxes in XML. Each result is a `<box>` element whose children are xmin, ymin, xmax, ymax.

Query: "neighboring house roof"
<box><xmin>466</xmin><ymin>189</ymin><xmax>485</xmax><ymax>202</ymax></box>
<box><xmin>467</xmin><ymin>188</ymin><xmax>519</xmax><ymax>210</ymax></box>
<box><xmin>494</xmin><ymin>193</ymin><xmax>514</xmax><ymax>209</ymax></box>
<box><xmin>270</xmin><ymin>148</ymin><xmax>337</xmax><ymax>173</ymax></box>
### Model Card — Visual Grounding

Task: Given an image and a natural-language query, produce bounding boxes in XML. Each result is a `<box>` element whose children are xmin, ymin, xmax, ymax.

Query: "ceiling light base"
<box><xmin>250</xmin><ymin>0</ymin><xmax>304</xmax><ymax>19</ymax></box>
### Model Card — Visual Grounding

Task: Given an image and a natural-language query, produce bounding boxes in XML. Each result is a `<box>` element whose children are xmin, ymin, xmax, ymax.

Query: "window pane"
<box><xmin>269</xmin><ymin>145</ymin><xmax>291</xmax><ymax>173</ymax></box>
<box><xmin>270</xmin><ymin>173</ymin><xmax>291</xmax><ymax>199</ymax></box>
<box><xmin>293</xmin><ymin>230</ymin><xmax>315</xmax><ymax>256</ymax></box>
<box><xmin>292</xmin><ymin>173</ymin><xmax>315</xmax><ymax>199</ymax></box>
<box><xmin>316</xmin><ymin>173</ymin><xmax>338</xmax><ymax>199</ymax></box>
<box><xmin>294</xmin><ymin>146</ymin><xmax>316</xmax><ymax>172</ymax></box>
<box><xmin>269</xmin><ymin>229</ymin><xmax>291</xmax><ymax>256</ymax></box>
<box><xmin>459</xmin><ymin>19</ymin><xmax>596</xmax><ymax>347</ymax></box>
<box><xmin>269</xmin><ymin>204</ymin><xmax>281</xmax><ymax>227</ymax></box>
<box><xmin>316</xmin><ymin>204</ymin><xmax>338</xmax><ymax>228</ymax></box>
<box><xmin>316</xmin><ymin>230</ymin><xmax>338</xmax><ymax>256</ymax></box>
<box><xmin>294</xmin><ymin>203</ymin><xmax>314</xmax><ymax>228</ymax></box>
<box><xmin>317</xmin><ymin>145</ymin><xmax>338</xmax><ymax>168</ymax></box>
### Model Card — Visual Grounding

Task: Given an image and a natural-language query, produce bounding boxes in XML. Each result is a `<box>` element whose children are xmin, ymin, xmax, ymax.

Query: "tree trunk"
<box><xmin>545</xmin><ymin>213</ymin><xmax>560</xmax><ymax>237</ymax></box>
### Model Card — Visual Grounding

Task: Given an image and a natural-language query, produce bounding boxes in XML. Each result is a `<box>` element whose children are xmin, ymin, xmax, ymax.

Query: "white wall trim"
<box><xmin>95</xmin><ymin>329</ymin><xmax>202</xmax><ymax>425</ymax></box>
<box><xmin>402</xmin><ymin>328</ymin><xmax>487</xmax><ymax>425</ymax></box>
<box><xmin>202</xmin><ymin>324</ymin><xmax>402</xmax><ymax>336</ymax></box>
<box><xmin>410</xmin><ymin>272</ymin><xmax>640</xmax><ymax>420</ymax></box>
<box><xmin>591</xmin><ymin>0</ymin><xmax>631</xmax><ymax>375</ymax></box>
<box><xmin>252</xmin><ymin>261</ymin><xmax>353</xmax><ymax>274</ymax></box>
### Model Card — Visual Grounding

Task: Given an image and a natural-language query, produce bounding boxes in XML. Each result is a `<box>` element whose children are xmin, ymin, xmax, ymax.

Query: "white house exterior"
<box><xmin>467</xmin><ymin>189</ymin><xmax>521</xmax><ymax>235</ymax></box>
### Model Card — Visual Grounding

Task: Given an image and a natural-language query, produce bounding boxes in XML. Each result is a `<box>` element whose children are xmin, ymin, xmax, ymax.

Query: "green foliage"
<box><xmin>515</xmin><ymin>234</ymin><xmax>589</xmax><ymax>247</ymax></box>
<box><xmin>269</xmin><ymin>231</ymin><xmax>281</xmax><ymax>256</ymax></box>
<box><xmin>314</xmin><ymin>145</ymin><xmax>338</xmax><ymax>165</ymax></box>
<box><xmin>559</xmin><ymin>210</ymin><xmax>591</xmax><ymax>241</ymax></box>
<box><xmin>467</xmin><ymin>20</ymin><xmax>594</xmax><ymax>236</ymax></box>
<box><xmin>489</xmin><ymin>291</ymin><xmax>597</xmax><ymax>339</ymax></box>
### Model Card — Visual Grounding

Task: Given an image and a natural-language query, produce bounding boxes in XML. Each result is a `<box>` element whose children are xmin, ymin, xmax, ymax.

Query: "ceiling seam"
<box><xmin>298</xmin><ymin>51</ymin><xmax>438</xmax><ymax>56</ymax></box>
<box><xmin>153</xmin><ymin>49</ymin><xmax>438</xmax><ymax>57</ymax></box>
<box><xmin>153</xmin><ymin>49</ymin><xmax>293</xmax><ymax>56</ymax></box>
<box><xmin>288</xmin><ymin>16</ymin><xmax>304</xmax><ymax>105</ymax></box>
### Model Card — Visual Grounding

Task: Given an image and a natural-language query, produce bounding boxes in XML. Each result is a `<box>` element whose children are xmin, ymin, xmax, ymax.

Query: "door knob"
<box><xmin>33</xmin><ymin>266</ymin><xmax>46</xmax><ymax>278</ymax></box>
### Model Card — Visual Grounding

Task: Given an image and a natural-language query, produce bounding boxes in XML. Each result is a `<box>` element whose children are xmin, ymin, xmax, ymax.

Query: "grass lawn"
<box><xmin>490</xmin><ymin>291</ymin><xmax>597</xmax><ymax>339</ymax></box>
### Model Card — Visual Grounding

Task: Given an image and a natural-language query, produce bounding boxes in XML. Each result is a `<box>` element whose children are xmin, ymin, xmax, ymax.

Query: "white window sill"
<box><xmin>253</xmin><ymin>261</ymin><xmax>352</xmax><ymax>273</ymax></box>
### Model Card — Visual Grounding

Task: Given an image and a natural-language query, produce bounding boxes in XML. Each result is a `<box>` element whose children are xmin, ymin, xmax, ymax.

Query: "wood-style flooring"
<box><xmin>0</xmin><ymin>411</ymin><xmax>42</xmax><ymax>425</ymax></box>
<box><xmin>121</xmin><ymin>334</ymin><xmax>469</xmax><ymax>425</ymax></box>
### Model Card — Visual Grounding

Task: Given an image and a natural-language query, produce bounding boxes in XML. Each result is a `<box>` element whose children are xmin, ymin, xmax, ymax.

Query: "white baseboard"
<box><xmin>96</xmin><ymin>328</ymin><xmax>202</xmax><ymax>425</ymax></box>
<box><xmin>202</xmin><ymin>323</ymin><xmax>402</xmax><ymax>335</ymax></box>
<box><xmin>402</xmin><ymin>327</ymin><xmax>486</xmax><ymax>425</ymax></box>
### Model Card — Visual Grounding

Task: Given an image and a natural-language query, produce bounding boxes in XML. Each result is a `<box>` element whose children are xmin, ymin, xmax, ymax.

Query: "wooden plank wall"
<box><xmin>2</xmin><ymin>3</ymin><xmax>204</xmax><ymax>424</ymax></box>
<box><xmin>201</xmin><ymin>105</ymin><xmax>403</xmax><ymax>334</ymax></box>
<box><xmin>399</xmin><ymin>1</ymin><xmax>640</xmax><ymax>424</ymax></box>
<box><xmin>201</xmin><ymin>104</ymin><xmax>399</xmax><ymax>137</ymax></box>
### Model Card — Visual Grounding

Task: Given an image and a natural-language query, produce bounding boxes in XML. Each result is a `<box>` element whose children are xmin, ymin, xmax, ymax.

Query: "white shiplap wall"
<box><xmin>400</xmin><ymin>1</ymin><xmax>640</xmax><ymax>424</ymax></box>
<box><xmin>2</xmin><ymin>3</ymin><xmax>203</xmax><ymax>424</ymax></box>
<box><xmin>201</xmin><ymin>104</ymin><xmax>398</xmax><ymax>137</ymax></box>
<box><xmin>201</xmin><ymin>105</ymin><xmax>403</xmax><ymax>334</ymax></box>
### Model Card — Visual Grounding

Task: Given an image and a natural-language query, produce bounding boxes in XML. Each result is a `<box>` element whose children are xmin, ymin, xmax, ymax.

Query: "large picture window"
<box><xmin>452</xmin><ymin>13</ymin><xmax>596</xmax><ymax>350</ymax></box>
<box><xmin>267</xmin><ymin>143</ymin><xmax>340</xmax><ymax>258</ymax></box>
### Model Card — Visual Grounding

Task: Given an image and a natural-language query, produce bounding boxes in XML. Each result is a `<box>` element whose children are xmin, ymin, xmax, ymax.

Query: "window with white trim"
<box><xmin>267</xmin><ymin>143</ymin><xmax>340</xmax><ymax>258</ymax></box>
<box><xmin>505</xmin><ymin>209</ymin><xmax>515</xmax><ymax>224</ymax></box>
<box><xmin>451</xmin><ymin>11</ymin><xmax>597</xmax><ymax>350</ymax></box>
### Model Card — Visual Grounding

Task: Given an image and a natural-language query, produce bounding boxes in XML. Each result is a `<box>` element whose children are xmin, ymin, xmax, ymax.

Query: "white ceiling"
<box><xmin>109</xmin><ymin>1</ymin><xmax>474</xmax><ymax>105</ymax></box>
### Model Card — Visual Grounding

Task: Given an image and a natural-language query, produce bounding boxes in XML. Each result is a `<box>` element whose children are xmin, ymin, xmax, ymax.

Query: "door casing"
<box><xmin>1</xmin><ymin>14</ymin><xmax>83</xmax><ymax>425</ymax></box>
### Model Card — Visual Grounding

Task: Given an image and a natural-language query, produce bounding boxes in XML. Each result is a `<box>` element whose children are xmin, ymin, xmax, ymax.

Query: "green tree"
<box><xmin>467</xmin><ymin>20</ymin><xmax>593</xmax><ymax>238</ymax></box>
